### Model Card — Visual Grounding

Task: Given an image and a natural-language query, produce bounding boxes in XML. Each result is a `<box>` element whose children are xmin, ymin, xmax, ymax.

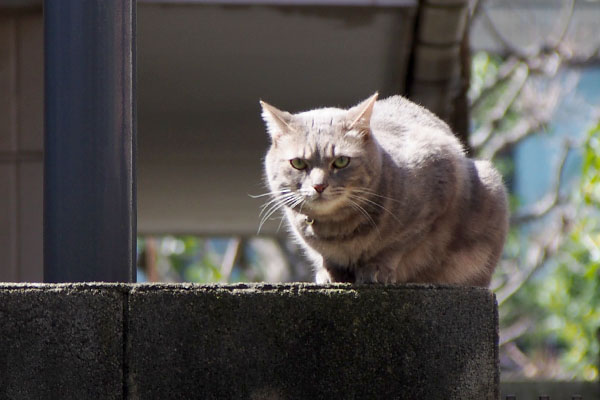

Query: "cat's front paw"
<box><xmin>355</xmin><ymin>264</ymin><xmax>396</xmax><ymax>284</ymax></box>
<box><xmin>315</xmin><ymin>268</ymin><xmax>332</xmax><ymax>284</ymax></box>
<box><xmin>321</xmin><ymin>261</ymin><xmax>355</xmax><ymax>283</ymax></box>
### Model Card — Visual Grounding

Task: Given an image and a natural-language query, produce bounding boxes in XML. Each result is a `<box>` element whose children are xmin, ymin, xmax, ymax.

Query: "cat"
<box><xmin>259</xmin><ymin>93</ymin><xmax>508</xmax><ymax>287</ymax></box>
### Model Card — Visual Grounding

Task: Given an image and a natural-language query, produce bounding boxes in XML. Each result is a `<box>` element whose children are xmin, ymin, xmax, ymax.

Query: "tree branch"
<box><xmin>478</xmin><ymin>116</ymin><xmax>544</xmax><ymax>160</ymax></box>
<box><xmin>479</xmin><ymin>0</ymin><xmax>580</xmax><ymax>73</ymax></box>
<box><xmin>220</xmin><ymin>237</ymin><xmax>243</xmax><ymax>283</ymax></box>
<box><xmin>550</xmin><ymin>0</ymin><xmax>575</xmax><ymax>49</ymax></box>
<box><xmin>470</xmin><ymin>57</ymin><xmax>521</xmax><ymax>112</ymax></box>
<box><xmin>503</xmin><ymin>342</ymin><xmax>540</xmax><ymax>378</ymax></box>
<box><xmin>496</xmin><ymin>213</ymin><xmax>568</xmax><ymax>306</ymax></box>
<box><xmin>500</xmin><ymin>318</ymin><xmax>533</xmax><ymax>346</ymax></box>
<box><xmin>471</xmin><ymin>62</ymin><xmax>529</xmax><ymax>150</ymax></box>
<box><xmin>560</xmin><ymin>44</ymin><xmax>600</xmax><ymax>67</ymax></box>
<box><xmin>511</xmin><ymin>142</ymin><xmax>572</xmax><ymax>225</ymax></box>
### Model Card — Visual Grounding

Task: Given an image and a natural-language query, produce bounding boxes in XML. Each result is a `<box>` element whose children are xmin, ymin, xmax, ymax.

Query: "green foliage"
<box><xmin>582</xmin><ymin>123</ymin><xmax>600</xmax><ymax>206</ymax></box>
<box><xmin>469</xmin><ymin>52</ymin><xmax>525</xmax><ymax>137</ymax></box>
<box><xmin>137</xmin><ymin>236</ymin><xmax>290</xmax><ymax>284</ymax></box>
<box><xmin>500</xmin><ymin>123</ymin><xmax>600</xmax><ymax>380</ymax></box>
<box><xmin>138</xmin><ymin>236</ymin><xmax>228</xmax><ymax>283</ymax></box>
<box><xmin>173</xmin><ymin>236</ymin><xmax>224</xmax><ymax>283</ymax></box>
<box><xmin>548</xmin><ymin>123</ymin><xmax>600</xmax><ymax>380</ymax></box>
<box><xmin>471</xmin><ymin>49</ymin><xmax>600</xmax><ymax>380</ymax></box>
<box><xmin>558</xmin><ymin>124</ymin><xmax>600</xmax><ymax>379</ymax></box>
<box><xmin>533</xmin><ymin>202</ymin><xmax>600</xmax><ymax>379</ymax></box>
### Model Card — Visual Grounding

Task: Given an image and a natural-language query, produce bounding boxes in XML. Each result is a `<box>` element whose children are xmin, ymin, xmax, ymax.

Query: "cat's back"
<box><xmin>372</xmin><ymin>95</ymin><xmax>448</xmax><ymax>132</ymax></box>
<box><xmin>370</xmin><ymin>95</ymin><xmax>464</xmax><ymax>161</ymax></box>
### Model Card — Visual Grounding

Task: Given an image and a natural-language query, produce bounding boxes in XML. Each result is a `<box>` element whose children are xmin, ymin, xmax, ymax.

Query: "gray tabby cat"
<box><xmin>259</xmin><ymin>93</ymin><xmax>508</xmax><ymax>287</ymax></box>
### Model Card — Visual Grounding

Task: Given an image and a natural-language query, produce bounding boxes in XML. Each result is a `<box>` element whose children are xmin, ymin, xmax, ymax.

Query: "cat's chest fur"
<box><xmin>288</xmin><ymin>205</ymin><xmax>383</xmax><ymax>262</ymax></box>
<box><xmin>260</xmin><ymin>93</ymin><xmax>509</xmax><ymax>287</ymax></box>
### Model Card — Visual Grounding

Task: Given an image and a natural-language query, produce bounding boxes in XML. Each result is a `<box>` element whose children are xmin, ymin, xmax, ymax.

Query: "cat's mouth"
<box><xmin>301</xmin><ymin>190</ymin><xmax>347</xmax><ymax>215</ymax></box>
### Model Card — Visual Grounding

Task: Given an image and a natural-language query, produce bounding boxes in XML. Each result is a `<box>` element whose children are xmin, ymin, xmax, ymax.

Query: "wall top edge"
<box><xmin>0</xmin><ymin>281</ymin><xmax>493</xmax><ymax>295</ymax></box>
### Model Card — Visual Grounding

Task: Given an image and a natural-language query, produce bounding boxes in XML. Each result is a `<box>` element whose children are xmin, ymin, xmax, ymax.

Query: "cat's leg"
<box><xmin>304</xmin><ymin>245</ymin><xmax>355</xmax><ymax>283</ymax></box>
<box><xmin>315</xmin><ymin>262</ymin><xmax>354</xmax><ymax>283</ymax></box>
<box><xmin>322</xmin><ymin>260</ymin><xmax>355</xmax><ymax>283</ymax></box>
<box><xmin>355</xmin><ymin>262</ymin><xmax>396</xmax><ymax>284</ymax></box>
<box><xmin>300</xmin><ymin>245</ymin><xmax>333</xmax><ymax>284</ymax></box>
<box><xmin>315</xmin><ymin>268</ymin><xmax>332</xmax><ymax>284</ymax></box>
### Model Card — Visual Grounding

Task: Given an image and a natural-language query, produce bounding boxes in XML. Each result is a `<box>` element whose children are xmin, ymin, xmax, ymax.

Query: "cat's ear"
<box><xmin>347</xmin><ymin>92</ymin><xmax>378</xmax><ymax>136</ymax></box>
<box><xmin>260</xmin><ymin>100</ymin><xmax>295</xmax><ymax>141</ymax></box>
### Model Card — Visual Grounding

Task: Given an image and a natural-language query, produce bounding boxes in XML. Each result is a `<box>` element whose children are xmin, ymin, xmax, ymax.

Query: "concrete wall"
<box><xmin>0</xmin><ymin>283</ymin><xmax>499</xmax><ymax>399</ymax></box>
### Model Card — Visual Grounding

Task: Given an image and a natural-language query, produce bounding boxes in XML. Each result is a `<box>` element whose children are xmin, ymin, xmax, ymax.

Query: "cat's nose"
<box><xmin>313</xmin><ymin>183</ymin><xmax>328</xmax><ymax>194</ymax></box>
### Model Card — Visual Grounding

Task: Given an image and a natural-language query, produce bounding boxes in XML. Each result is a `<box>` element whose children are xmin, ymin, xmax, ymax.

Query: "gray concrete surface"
<box><xmin>128</xmin><ymin>283</ymin><xmax>498</xmax><ymax>399</ymax></box>
<box><xmin>0</xmin><ymin>283</ymin><xmax>498</xmax><ymax>399</ymax></box>
<box><xmin>0</xmin><ymin>283</ymin><xmax>126</xmax><ymax>400</ymax></box>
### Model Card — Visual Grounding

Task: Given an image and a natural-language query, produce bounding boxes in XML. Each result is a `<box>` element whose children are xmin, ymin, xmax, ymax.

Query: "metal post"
<box><xmin>44</xmin><ymin>0</ymin><xmax>136</xmax><ymax>282</ymax></box>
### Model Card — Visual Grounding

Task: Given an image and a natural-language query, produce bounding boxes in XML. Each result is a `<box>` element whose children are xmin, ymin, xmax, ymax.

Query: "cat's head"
<box><xmin>260</xmin><ymin>93</ymin><xmax>382</xmax><ymax>217</ymax></box>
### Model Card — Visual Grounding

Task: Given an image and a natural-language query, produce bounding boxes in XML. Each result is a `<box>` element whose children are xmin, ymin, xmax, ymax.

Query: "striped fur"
<box><xmin>260</xmin><ymin>94</ymin><xmax>508</xmax><ymax>287</ymax></box>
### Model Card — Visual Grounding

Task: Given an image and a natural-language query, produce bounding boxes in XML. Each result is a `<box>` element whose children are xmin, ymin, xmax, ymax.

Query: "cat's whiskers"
<box><xmin>257</xmin><ymin>193</ymin><xmax>303</xmax><ymax>234</ymax></box>
<box><xmin>276</xmin><ymin>196</ymin><xmax>305</xmax><ymax>232</ymax></box>
<box><xmin>259</xmin><ymin>192</ymin><xmax>295</xmax><ymax>215</ymax></box>
<box><xmin>291</xmin><ymin>185</ymin><xmax>377</xmax><ymax>230</ymax></box>
<box><xmin>258</xmin><ymin>194</ymin><xmax>294</xmax><ymax>230</ymax></box>
<box><xmin>348</xmin><ymin>192</ymin><xmax>403</xmax><ymax>224</ymax></box>
<box><xmin>290</xmin><ymin>196</ymin><xmax>305</xmax><ymax>210</ymax></box>
<box><xmin>351</xmin><ymin>187</ymin><xmax>404</xmax><ymax>204</ymax></box>
<box><xmin>259</xmin><ymin>193</ymin><xmax>296</xmax><ymax>221</ymax></box>
<box><xmin>345</xmin><ymin>198</ymin><xmax>381</xmax><ymax>237</ymax></box>
<box><xmin>298</xmin><ymin>198</ymin><xmax>306</xmax><ymax>214</ymax></box>
<box><xmin>254</xmin><ymin>190</ymin><xmax>295</xmax><ymax>226</ymax></box>
<box><xmin>249</xmin><ymin>189</ymin><xmax>291</xmax><ymax>199</ymax></box>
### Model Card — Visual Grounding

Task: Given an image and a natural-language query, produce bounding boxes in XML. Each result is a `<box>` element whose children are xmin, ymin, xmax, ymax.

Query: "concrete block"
<box><xmin>0</xmin><ymin>284</ymin><xmax>125</xmax><ymax>400</ymax></box>
<box><xmin>128</xmin><ymin>283</ymin><xmax>498</xmax><ymax>399</ymax></box>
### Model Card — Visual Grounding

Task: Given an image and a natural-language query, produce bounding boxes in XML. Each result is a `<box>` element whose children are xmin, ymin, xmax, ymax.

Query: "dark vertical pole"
<box><xmin>44</xmin><ymin>0</ymin><xmax>136</xmax><ymax>282</ymax></box>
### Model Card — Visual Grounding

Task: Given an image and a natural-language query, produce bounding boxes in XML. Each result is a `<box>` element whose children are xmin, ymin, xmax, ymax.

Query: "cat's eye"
<box><xmin>290</xmin><ymin>158</ymin><xmax>308</xmax><ymax>170</ymax></box>
<box><xmin>332</xmin><ymin>156</ymin><xmax>350</xmax><ymax>169</ymax></box>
